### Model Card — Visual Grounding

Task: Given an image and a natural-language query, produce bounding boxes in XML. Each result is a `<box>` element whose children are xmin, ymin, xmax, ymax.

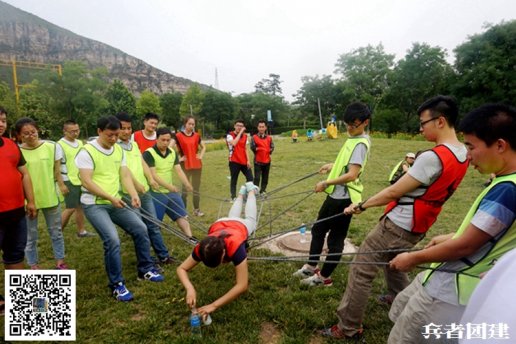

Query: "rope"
<box><xmin>265</xmin><ymin>171</ymin><xmax>319</xmax><ymax>196</ymax></box>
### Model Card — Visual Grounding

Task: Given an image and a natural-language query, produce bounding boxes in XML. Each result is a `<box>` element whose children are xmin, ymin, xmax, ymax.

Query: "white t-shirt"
<box><xmin>387</xmin><ymin>143</ymin><xmax>467</xmax><ymax>230</ymax></box>
<box><xmin>75</xmin><ymin>140</ymin><xmax>126</xmax><ymax>205</ymax></box>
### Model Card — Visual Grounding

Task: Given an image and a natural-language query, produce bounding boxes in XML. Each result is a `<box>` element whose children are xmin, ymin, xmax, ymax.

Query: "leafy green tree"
<box><xmin>105</xmin><ymin>80</ymin><xmax>136</xmax><ymax>116</ymax></box>
<box><xmin>17</xmin><ymin>80</ymin><xmax>55</xmax><ymax>137</ymax></box>
<box><xmin>235</xmin><ymin>92</ymin><xmax>289</xmax><ymax>128</ymax></box>
<box><xmin>254</xmin><ymin>73</ymin><xmax>283</xmax><ymax>96</ymax></box>
<box><xmin>384</xmin><ymin>42</ymin><xmax>453</xmax><ymax>132</ymax></box>
<box><xmin>335</xmin><ymin>44</ymin><xmax>395</xmax><ymax>109</ymax></box>
<box><xmin>136</xmin><ymin>90</ymin><xmax>162</xmax><ymax>122</ymax></box>
<box><xmin>179</xmin><ymin>84</ymin><xmax>204</xmax><ymax>117</ymax></box>
<box><xmin>160</xmin><ymin>91</ymin><xmax>183</xmax><ymax>129</ymax></box>
<box><xmin>453</xmin><ymin>20</ymin><xmax>516</xmax><ymax>111</ymax></box>
<box><xmin>200</xmin><ymin>89</ymin><xmax>236</xmax><ymax>129</ymax></box>
<box><xmin>0</xmin><ymin>81</ymin><xmax>17</xmax><ymax>122</ymax></box>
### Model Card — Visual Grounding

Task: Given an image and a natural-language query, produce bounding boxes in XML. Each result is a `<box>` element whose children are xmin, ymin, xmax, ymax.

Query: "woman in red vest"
<box><xmin>177</xmin><ymin>182</ymin><xmax>258</xmax><ymax>318</ymax></box>
<box><xmin>175</xmin><ymin>116</ymin><xmax>206</xmax><ymax>216</ymax></box>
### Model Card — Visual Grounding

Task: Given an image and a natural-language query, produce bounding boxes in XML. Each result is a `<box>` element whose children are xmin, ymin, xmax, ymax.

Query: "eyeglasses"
<box><xmin>345</xmin><ymin>121</ymin><xmax>364</xmax><ymax>129</ymax></box>
<box><xmin>419</xmin><ymin>116</ymin><xmax>440</xmax><ymax>128</ymax></box>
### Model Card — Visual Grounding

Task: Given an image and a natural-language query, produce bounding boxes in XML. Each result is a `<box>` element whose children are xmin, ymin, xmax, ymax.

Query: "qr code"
<box><xmin>5</xmin><ymin>270</ymin><xmax>76</xmax><ymax>341</ymax></box>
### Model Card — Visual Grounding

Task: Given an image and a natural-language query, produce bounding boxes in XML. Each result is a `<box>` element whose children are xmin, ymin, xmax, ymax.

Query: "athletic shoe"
<box><xmin>77</xmin><ymin>231</ymin><xmax>96</xmax><ymax>238</ymax></box>
<box><xmin>293</xmin><ymin>265</ymin><xmax>318</xmax><ymax>279</ymax></box>
<box><xmin>138</xmin><ymin>269</ymin><xmax>165</xmax><ymax>282</ymax></box>
<box><xmin>112</xmin><ymin>282</ymin><xmax>134</xmax><ymax>302</ymax></box>
<box><xmin>56</xmin><ymin>263</ymin><xmax>69</xmax><ymax>270</ymax></box>
<box><xmin>193</xmin><ymin>209</ymin><xmax>205</xmax><ymax>217</ymax></box>
<box><xmin>377</xmin><ymin>294</ymin><xmax>395</xmax><ymax>305</ymax></box>
<box><xmin>245</xmin><ymin>182</ymin><xmax>259</xmax><ymax>193</ymax></box>
<box><xmin>319</xmin><ymin>325</ymin><xmax>364</xmax><ymax>341</ymax></box>
<box><xmin>300</xmin><ymin>272</ymin><xmax>333</xmax><ymax>287</ymax></box>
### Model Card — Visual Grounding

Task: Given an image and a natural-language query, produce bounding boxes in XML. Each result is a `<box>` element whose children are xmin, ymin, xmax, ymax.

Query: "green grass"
<box><xmin>1</xmin><ymin>135</ymin><xmax>485</xmax><ymax>343</ymax></box>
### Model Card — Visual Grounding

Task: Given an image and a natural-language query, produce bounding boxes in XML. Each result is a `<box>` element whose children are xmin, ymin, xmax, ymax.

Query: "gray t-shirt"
<box><xmin>329</xmin><ymin>135</ymin><xmax>370</xmax><ymax>200</ymax></box>
<box><xmin>387</xmin><ymin>143</ymin><xmax>467</xmax><ymax>230</ymax></box>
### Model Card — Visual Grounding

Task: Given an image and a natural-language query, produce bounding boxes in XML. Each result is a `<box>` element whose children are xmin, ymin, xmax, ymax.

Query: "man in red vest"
<box><xmin>319</xmin><ymin>96</ymin><xmax>469</xmax><ymax>340</ymax></box>
<box><xmin>133</xmin><ymin>112</ymin><xmax>159</xmax><ymax>153</ymax></box>
<box><xmin>226</xmin><ymin>119</ymin><xmax>254</xmax><ymax>200</ymax></box>
<box><xmin>251</xmin><ymin>120</ymin><xmax>274</xmax><ymax>195</ymax></box>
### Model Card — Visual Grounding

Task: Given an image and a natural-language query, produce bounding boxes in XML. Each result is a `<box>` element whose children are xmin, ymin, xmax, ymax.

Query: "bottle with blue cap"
<box><xmin>299</xmin><ymin>223</ymin><xmax>307</xmax><ymax>243</ymax></box>
<box><xmin>190</xmin><ymin>307</ymin><xmax>202</xmax><ymax>337</ymax></box>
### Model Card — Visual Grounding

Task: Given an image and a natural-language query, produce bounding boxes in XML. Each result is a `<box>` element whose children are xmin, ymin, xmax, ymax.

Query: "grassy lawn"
<box><xmin>2</xmin><ymin>134</ymin><xmax>485</xmax><ymax>343</ymax></box>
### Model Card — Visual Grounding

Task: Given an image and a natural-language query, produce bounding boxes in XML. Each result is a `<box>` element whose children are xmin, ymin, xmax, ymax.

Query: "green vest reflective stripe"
<box><xmin>119</xmin><ymin>141</ymin><xmax>149</xmax><ymax>193</ymax></box>
<box><xmin>325</xmin><ymin>136</ymin><xmax>370</xmax><ymax>203</ymax></box>
<box><xmin>388</xmin><ymin>160</ymin><xmax>404</xmax><ymax>183</ymax></box>
<box><xmin>146</xmin><ymin>147</ymin><xmax>176</xmax><ymax>194</ymax></box>
<box><xmin>83</xmin><ymin>143</ymin><xmax>123</xmax><ymax>204</ymax></box>
<box><xmin>21</xmin><ymin>141</ymin><xmax>59</xmax><ymax>209</ymax></box>
<box><xmin>58</xmin><ymin>138</ymin><xmax>83</xmax><ymax>185</ymax></box>
<box><xmin>423</xmin><ymin>173</ymin><xmax>516</xmax><ymax>305</ymax></box>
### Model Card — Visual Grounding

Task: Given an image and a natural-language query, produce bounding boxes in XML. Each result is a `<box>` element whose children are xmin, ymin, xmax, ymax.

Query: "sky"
<box><xmin>3</xmin><ymin>0</ymin><xmax>516</xmax><ymax>101</ymax></box>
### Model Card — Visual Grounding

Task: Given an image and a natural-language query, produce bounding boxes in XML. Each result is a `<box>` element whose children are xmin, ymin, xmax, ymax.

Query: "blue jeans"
<box><xmin>25</xmin><ymin>206</ymin><xmax>65</xmax><ymax>266</ymax></box>
<box><xmin>150</xmin><ymin>191</ymin><xmax>187</xmax><ymax>222</ymax></box>
<box><xmin>83</xmin><ymin>203</ymin><xmax>155</xmax><ymax>288</ymax></box>
<box><xmin>124</xmin><ymin>192</ymin><xmax>170</xmax><ymax>260</ymax></box>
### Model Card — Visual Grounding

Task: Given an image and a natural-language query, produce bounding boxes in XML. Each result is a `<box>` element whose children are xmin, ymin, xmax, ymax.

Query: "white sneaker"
<box><xmin>300</xmin><ymin>272</ymin><xmax>333</xmax><ymax>287</ymax></box>
<box><xmin>293</xmin><ymin>265</ymin><xmax>318</xmax><ymax>279</ymax></box>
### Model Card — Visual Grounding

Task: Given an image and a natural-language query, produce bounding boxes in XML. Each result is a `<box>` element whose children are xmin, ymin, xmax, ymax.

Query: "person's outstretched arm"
<box><xmin>177</xmin><ymin>255</ymin><xmax>200</xmax><ymax>308</ymax></box>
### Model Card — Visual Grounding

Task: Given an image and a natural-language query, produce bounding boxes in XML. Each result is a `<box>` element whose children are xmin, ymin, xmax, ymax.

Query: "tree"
<box><xmin>105</xmin><ymin>80</ymin><xmax>136</xmax><ymax>116</ymax></box>
<box><xmin>335</xmin><ymin>44</ymin><xmax>395</xmax><ymax>109</ymax></box>
<box><xmin>384</xmin><ymin>42</ymin><xmax>453</xmax><ymax>132</ymax></box>
<box><xmin>200</xmin><ymin>89</ymin><xmax>236</xmax><ymax>130</ymax></box>
<box><xmin>179</xmin><ymin>84</ymin><xmax>204</xmax><ymax>117</ymax></box>
<box><xmin>453</xmin><ymin>20</ymin><xmax>516</xmax><ymax>111</ymax></box>
<box><xmin>0</xmin><ymin>81</ymin><xmax>17</xmax><ymax>122</ymax></box>
<box><xmin>136</xmin><ymin>90</ymin><xmax>162</xmax><ymax>123</ymax></box>
<box><xmin>235</xmin><ymin>92</ymin><xmax>289</xmax><ymax>128</ymax></box>
<box><xmin>254</xmin><ymin>73</ymin><xmax>283</xmax><ymax>96</ymax></box>
<box><xmin>160</xmin><ymin>92</ymin><xmax>183</xmax><ymax>129</ymax></box>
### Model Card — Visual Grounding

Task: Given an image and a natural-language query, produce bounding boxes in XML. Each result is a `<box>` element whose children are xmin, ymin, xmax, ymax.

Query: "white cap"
<box><xmin>406</xmin><ymin>153</ymin><xmax>416</xmax><ymax>159</ymax></box>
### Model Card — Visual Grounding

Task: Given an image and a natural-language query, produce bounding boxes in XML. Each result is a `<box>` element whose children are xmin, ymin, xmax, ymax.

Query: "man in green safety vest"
<box><xmin>388</xmin><ymin>103</ymin><xmax>516</xmax><ymax>343</ymax></box>
<box><xmin>76</xmin><ymin>116</ymin><xmax>164</xmax><ymax>302</ymax></box>
<box><xmin>389</xmin><ymin>152</ymin><xmax>415</xmax><ymax>184</ymax></box>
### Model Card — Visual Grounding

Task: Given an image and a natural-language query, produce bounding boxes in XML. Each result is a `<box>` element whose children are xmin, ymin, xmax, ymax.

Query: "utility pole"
<box><xmin>317</xmin><ymin>98</ymin><xmax>323</xmax><ymax>130</ymax></box>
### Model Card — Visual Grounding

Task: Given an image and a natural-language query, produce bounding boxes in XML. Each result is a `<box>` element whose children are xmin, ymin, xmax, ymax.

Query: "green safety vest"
<box><xmin>146</xmin><ymin>147</ymin><xmax>176</xmax><ymax>194</ymax></box>
<box><xmin>324</xmin><ymin>136</ymin><xmax>370</xmax><ymax>203</ymax></box>
<box><xmin>82</xmin><ymin>143</ymin><xmax>123</xmax><ymax>205</ymax></box>
<box><xmin>423</xmin><ymin>173</ymin><xmax>516</xmax><ymax>305</ymax></box>
<box><xmin>21</xmin><ymin>141</ymin><xmax>59</xmax><ymax>209</ymax></box>
<box><xmin>119</xmin><ymin>141</ymin><xmax>149</xmax><ymax>194</ymax></box>
<box><xmin>58</xmin><ymin>138</ymin><xmax>83</xmax><ymax>186</ymax></box>
<box><xmin>388</xmin><ymin>160</ymin><xmax>405</xmax><ymax>183</ymax></box>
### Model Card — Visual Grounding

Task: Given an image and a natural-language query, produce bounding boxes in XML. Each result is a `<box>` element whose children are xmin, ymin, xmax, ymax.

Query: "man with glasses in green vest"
<box><xmin>75</xmin><ymin>116</ymin><xmax>164</xmax><ymax>302</ymax></box>
<box><xmin>56</xmin><ymin>120</ymin><xmax>95</xmax><ymax>238</ymax></box>
<box><xmin>293</xmin><ymin>102</ymin><xmax>371</xmax><ymax>287</ymax></box>
<box><xmin>388</xmin><ymin>103</ymin><xmax>516</xmax><ymax>343</ymax></box>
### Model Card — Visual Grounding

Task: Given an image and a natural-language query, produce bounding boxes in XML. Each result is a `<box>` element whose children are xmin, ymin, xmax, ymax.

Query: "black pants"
<box><xmin>253</xmin><ymin>162</ymin><xmax>271</xmax><ymax>193</ymax></box>
<box><xmin>182</xmin><ymin>168</ymin><xmax>202</xmax><ymax>209</ymax></box>
<box><xmin>229</xmin><ymin>162</ymin><xmax>253</xmax><ymax>198</ymax></box>
<box><xmin>308</xmin><ymin>196</ymin><xmax>352</xmax><ymax>278</ymax></box>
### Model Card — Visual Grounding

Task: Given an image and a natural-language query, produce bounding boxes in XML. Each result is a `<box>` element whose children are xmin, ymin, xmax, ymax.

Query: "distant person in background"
<box><xmin>56</xmin><ymin>120</ymin><xmax>95</xmax><ymax>238</ymax></box>
<box><xmin>226</xmin><ymin>119</ymin><xmax>253</xmax><ymax>200</ymax></box>
<box><xmin>175</xmin><ymin>116</ymin><xmax>206</xmax><ymax>217</ymax></box>
<box><xmin>251</xmin><ymin>120</ymin><xmax>274</xmax><ymax>196</ymax></box>
<box><xmin>16</xmin><ymin>117</ymin><xmax>68</xmax><ymax>270</ymax></box>
<box><xmin>291</xmin><ymin>130</ymin><xmax>298</xmax><ymax>143</ymax></box>
<box><xmin>133</xmin><ymin>112</ymin><xmax>159</xmax><ymax>153</ymax></box>
<box><xmin>389</xmin><ymin>152</ymin><xmax>416</xmax><ymax>184</ymax></box>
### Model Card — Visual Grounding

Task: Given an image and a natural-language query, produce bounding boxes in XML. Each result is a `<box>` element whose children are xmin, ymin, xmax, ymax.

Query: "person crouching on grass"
<box><xmin>176</xmin><ymin>182</ymin><xmax>258</xmax><ymax>318</ymax></box>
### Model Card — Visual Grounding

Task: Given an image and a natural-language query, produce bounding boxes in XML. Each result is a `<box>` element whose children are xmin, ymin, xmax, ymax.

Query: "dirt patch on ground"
<box><xmin>308</xmin><ymin>335</ymin><xmax>324</xmax><ymax>344</ymax></box>
<box><xmin>259</xmin><ymin>322</ymin><xmax>281</xmax><ymax>344</ymax></box>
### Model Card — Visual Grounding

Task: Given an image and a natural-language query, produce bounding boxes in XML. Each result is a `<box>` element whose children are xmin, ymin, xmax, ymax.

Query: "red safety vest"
<box><xmin>193</xmin><ymin>220</ymin><xmax>248</xmax><ymax>261</ymax></box>
<box><xmin>227</xmin><ymin>131</ymin><xmax>248</xmax><ymax>165</ymax></box>
<box><xmin>383</xmin><ymin>145</ymin><xmax>469</xmax><ymax>234</ymax></box>
<box><xmin>0</xmin><ymin>138</ymin><xmax>25</xmax><ymax>212</ymax></box>
<box><xmin>133</xmin><ymin>130</ymin><xmax>156</xmax><ymax>154</ymax></box>
<box><xmin>176</xmin><ymin>131</ymin><xmax>202</xmax><ymax>170</ymax></box>
<box><xmin>252</xmin><ymin>134</ymin><xmax>272</xmax><ymax>164</ymax></box>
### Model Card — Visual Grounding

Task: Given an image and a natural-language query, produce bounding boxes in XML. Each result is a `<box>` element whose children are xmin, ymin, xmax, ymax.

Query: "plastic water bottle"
<box><xmin>190</xmin><ymin>307</ymin><xmax>202</xmax><ymax>337</ymax></box>
<box><xmin>299</xmin><ymin>223</ymin><xmax>307</xmax><ymax>243</ymax></box>
<box><xmin>203</xmin><ymin>314</ymin><xmax>212</xmax><ymax>326</ymax></box>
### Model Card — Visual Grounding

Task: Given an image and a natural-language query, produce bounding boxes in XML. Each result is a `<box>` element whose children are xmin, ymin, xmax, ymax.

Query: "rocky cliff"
<box><xmin>0</xmin><ymin>1</ymin><xmax>200</xmax><ymax>94</ymax></box>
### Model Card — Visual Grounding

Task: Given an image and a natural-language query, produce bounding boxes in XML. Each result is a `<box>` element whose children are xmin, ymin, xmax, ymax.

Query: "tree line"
<box><xmin>0</xmin><ymin>20</ymin><xmax>514</xmax><ymax>139</ymax></box>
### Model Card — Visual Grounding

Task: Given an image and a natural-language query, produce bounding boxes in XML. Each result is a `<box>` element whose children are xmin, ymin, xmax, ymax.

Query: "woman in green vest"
<box><xmin>15</xmin><ymin>118</ymin><xmax>68</xmax><ymax>270</ymax></box>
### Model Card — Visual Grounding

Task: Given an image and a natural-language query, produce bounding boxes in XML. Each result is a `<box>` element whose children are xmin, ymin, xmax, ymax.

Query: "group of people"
<box><xmin>1</xmin><ymin>96</ymin><xmax>514</xmax><ymax>342</ymax></box>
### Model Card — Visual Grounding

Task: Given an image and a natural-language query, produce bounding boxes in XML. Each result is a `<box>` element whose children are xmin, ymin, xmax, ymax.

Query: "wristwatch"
<box><xmin>357</xmin><ymin>201</ymin><xmax>366</xmax><ymax>211</ymax></box>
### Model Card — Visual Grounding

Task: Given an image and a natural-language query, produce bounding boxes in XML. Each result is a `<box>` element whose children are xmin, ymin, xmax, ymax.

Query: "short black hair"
<box><xmin>343</xmin><ymin>102</ymin><xmax>371</xmax><ymax>124</ymax></box>
<box><xmin>183</xmin><ymin>115</ymin><xmax>196</xmax><ymax>125</ymax></box>
<box><xmin>0</xmin><ymin>107</ymin><xmax>7</xmax><ymax>116</ymax></box>
<box><xmin>234</xmin><ymin>119</ymin><xmax>245</xmax><ymax>125</ymax></box>
<box><xmin>459</xmin><ymin>103</ymin><xmax>516</xmax><ymax>149</ymax></box>
<box><xmin>97</xmin><ymin>116</ymin><xmax>121</xmax><ymax>131</ymax></box>
<box><xmin>417</xmin><ymin>95</ymin><xmax>459</xmax><ymax>127</ymax></box>
<box><xmin>15</xmin><ymin>117</ymin><xmax>38</xmax><ymax>134</ymax></box>
<box><xmin>115</xmin><ymin>112</ymin><xmax>132</xmax><ymax>123</ymax></box>
<box><xmin>63</xmin><ymin>119</ymin><xmax>77</xmax><ymax>127</ymax></box>
<box><xmin>198</xmin><ymin>235</ymin><xmax>229</xmax><ymax>268</ymax></box>
<box><xmin>257</xmin><ymin>120</ymin><xmax>267</xmax><ymax>126</ymax></box>
<box><xmin>156</xmin><ymin>127</ymin><xmax>172</xmax><ymax>138</ymax></box>
<box><xmin>144</xmin><ymin>112</ymin><xmax>160</xmax><ymax>121</ymax></box>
